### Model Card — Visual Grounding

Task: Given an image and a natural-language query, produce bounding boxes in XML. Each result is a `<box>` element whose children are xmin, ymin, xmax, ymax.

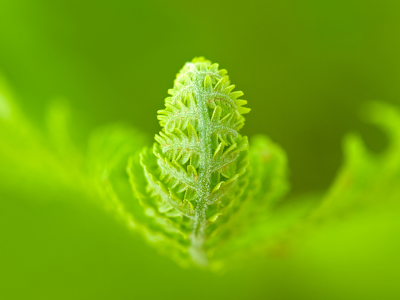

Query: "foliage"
<box><xmin>1</xmin><ymin>59</ymin><xmax>400</xmax><ymax>270</ymax></box>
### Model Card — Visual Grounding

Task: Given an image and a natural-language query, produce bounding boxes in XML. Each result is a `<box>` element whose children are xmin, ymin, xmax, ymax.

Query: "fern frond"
<box><xmin>128</xmin><ymin>57</ymin><xmax>287</xmax><ymax>267</ymax></box>
<box><xmin>308</xmin><ymin>102</ymin><xmax>400</xmax><ymax>221</ymax></box>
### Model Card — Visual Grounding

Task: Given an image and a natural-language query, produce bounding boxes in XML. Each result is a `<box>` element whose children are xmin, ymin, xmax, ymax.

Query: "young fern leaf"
<box><xmin>128</xmin><ymin>57</ymin><xmax>287</xmax><ymax>267</ymax></box>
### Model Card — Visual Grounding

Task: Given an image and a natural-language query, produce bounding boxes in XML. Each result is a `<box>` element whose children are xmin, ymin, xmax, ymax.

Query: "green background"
<box><xmin>1</xmin><ymin>0</ymin><xmax>399</xmax><ymax>299</ymax></box>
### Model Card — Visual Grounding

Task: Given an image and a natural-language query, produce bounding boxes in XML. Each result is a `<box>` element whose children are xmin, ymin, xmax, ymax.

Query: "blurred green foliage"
<box><xmin>1</xmin><ymin>1</ymin><xmax>400</xmax><ymax>300</ymax></box>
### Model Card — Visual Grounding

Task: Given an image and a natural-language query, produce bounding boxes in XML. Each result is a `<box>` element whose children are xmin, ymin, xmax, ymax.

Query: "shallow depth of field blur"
<box><xmin>1</xmin><ymin>1</ymin><xmax>400</xmax><ymax>299</ymax></box>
